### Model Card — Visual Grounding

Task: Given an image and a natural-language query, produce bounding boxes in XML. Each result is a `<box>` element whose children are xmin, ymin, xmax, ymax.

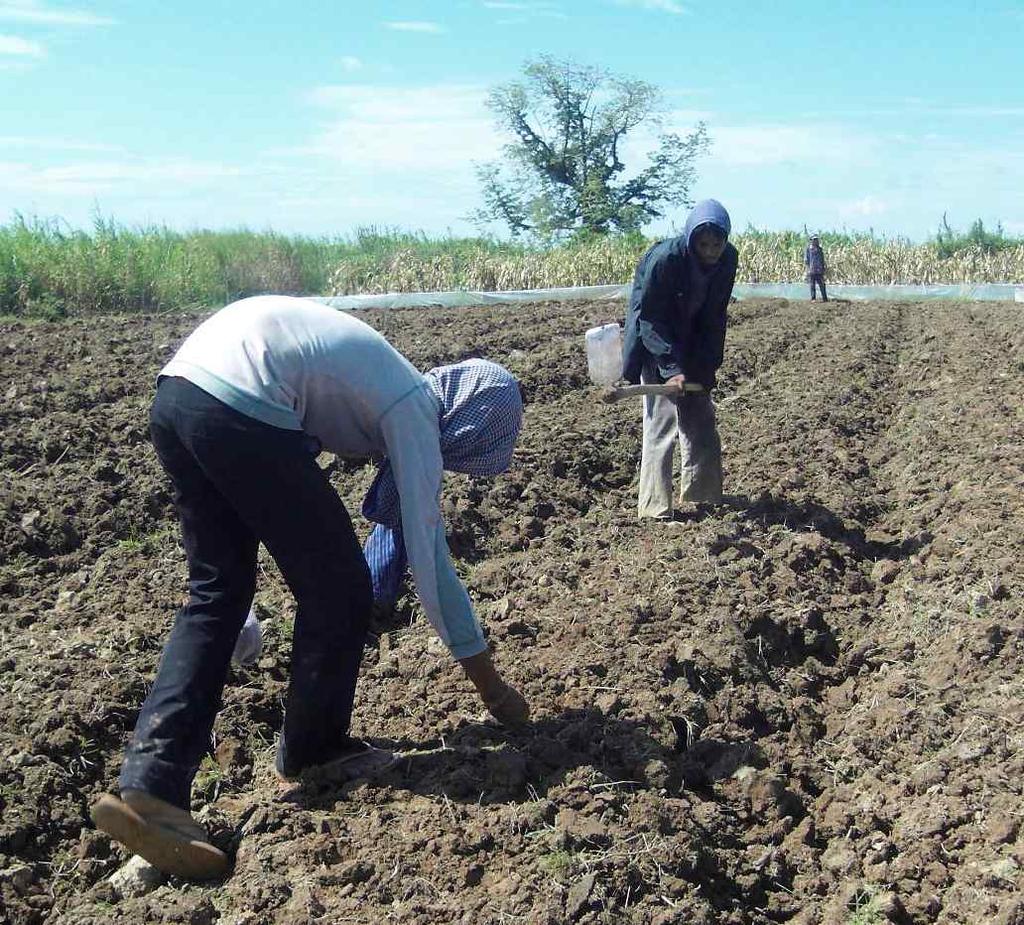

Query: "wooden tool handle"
<box><xmin>600</xmin><ymin>383</ymin><xmax>704</xmax><ymax>403</ymax></box>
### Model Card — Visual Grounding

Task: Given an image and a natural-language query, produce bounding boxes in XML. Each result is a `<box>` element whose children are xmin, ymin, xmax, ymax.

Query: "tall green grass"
<box><xmin>2</xmin><ymin>215</ymin><xmax>1021</xmax><ymax>317</ymax></box>
<box><xmin>0</xmin><ymin>217</ymin><xmax>513</xmax><ymax>317</ymax></box>
<box><xmin>0</xmin><ymin>215</ymin><xmax>351</xmax><ymax>317</ymax></box>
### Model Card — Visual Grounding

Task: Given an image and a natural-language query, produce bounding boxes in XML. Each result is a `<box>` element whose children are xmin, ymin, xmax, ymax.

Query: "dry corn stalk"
<box><xmin>329</xmin><ymin>235</ymin><xmax>1024</xmax><ymax>294</ymax></box>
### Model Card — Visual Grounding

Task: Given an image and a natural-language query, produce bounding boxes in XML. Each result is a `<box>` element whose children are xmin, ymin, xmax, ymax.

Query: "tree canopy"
<box><xmin>474</xmin><ymin>56</ymin><xmax>709</xmax><ymax>240</ymax></box>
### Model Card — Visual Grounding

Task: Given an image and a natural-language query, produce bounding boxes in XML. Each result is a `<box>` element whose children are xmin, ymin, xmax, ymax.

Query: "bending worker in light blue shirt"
<box><xmin>91</xmin><ymin>295</ymin><xmax>528</xmax><ymax>882</ymax></box>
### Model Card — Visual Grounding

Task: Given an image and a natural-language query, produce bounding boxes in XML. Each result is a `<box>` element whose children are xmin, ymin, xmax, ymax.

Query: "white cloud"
<box><xmin>812</xmin><ymin>101</ymin><xmax>1024</xmax><ymax>120</ymax></box>
<box><xmin>301</xmin><ymin>83</ymin><xmax>497</xmax><ymax>172</ymax></box>
<box><xmin>0</xmin><ymin>1</ymin><xmax>115</xmax><ymax>26</ymax></box>
<box><xmin>684</xmin><ymin>117</ymin><xmax>1024</xmax><ymax>239</ymax></box>
<box><xmin>383</xmin><ymin>21</ymin><xmax>445</xmax><ymax>34</ymax></box>
<box><xmin>277</xmin><ymin>83</ymin><xmax>497</xmax><ymax>230</ymax></box>
<box><xmin>837</xmin><ymin>195</ymin><xmax>890</xmax><ymax>218</ymax></box>
<box><xmin>481</xmin><ymin>0</ymin><xmax>567</xmax><ymax>17</ymax></box>
<box><xmin>308</xmin><ymin>83</ymin><xmax>484</xmax><ymax>120</ymax></box>
<box><xmin>663</xmin><ymin>107</ymin><xmax>713</xmax><ymax>123</ymax></box>
<box><xmin>0</xmin><ymin>158</ymin><xmax>244</xmax><ymax>197</ymax></box>
<box><xmin>709</xmin><ymin>125</ymin><xmax>820</xmax><ymax>165</ymax></box>
<box><xmin>0</xmin><ymin>135</ymin><xmax>121</xmax><ymax>152</ymax></box>
<box><xmin>339</xmin><ymin>55</ymin><xmax>362</xmax><ymax>73</ymax></box>
<box><xmin>649</xmin><ymin>114</ymin><xmax>869</xmax><ymax>169</ymax></box>
<box><xmin>943</xmin><ymin>106</ymin><xmax>1024</xmax><ymax>118</ymax></box>
<box><xmin>706</xmin><ymin>123</ymin><xmax>878</xmax><ymax>167</ymax></box>
<box><xmin>0</xmin><ymin>33</ymin><xmax>42</xmax><ymax>55</ymax></box>
<box><xmin>610</xmin><ymin>0</ymin><xmax>686</xmax><ymax>13</ymax></box>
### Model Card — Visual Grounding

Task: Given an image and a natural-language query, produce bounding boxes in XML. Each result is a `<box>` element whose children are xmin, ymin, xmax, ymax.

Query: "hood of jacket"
<box><xmin>683</xmin><ymin>199</ymin><xmax>731</xmax><ymax>249</ymax></box>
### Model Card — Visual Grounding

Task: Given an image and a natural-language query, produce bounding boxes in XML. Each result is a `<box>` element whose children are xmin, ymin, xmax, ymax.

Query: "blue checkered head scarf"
<box><xmin>362</xmin><ymin>358</ymin><xmax>523</xmax><ymax>527</ymax></box>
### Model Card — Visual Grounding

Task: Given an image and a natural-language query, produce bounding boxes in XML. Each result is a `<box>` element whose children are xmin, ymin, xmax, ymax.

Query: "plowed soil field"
<box><xmin>1</xmin><ymin>298</ymin><xmax>1022</xmax><ymax>925</ymax></box>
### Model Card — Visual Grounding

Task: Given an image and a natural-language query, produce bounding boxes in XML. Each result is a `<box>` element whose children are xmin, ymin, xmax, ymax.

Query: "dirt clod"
<box><xmin>2</xmin><ymin>298</ymin><xmax>1023</xmax><ymax>924</ymax></box>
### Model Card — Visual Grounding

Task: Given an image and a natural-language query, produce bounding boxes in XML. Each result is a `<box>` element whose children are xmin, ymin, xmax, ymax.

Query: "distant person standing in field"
<box><xmin>91</xmin><ymin>296</ymin><xmax>528</xmax><ymax>880</ymax></box>
<box><xmin>805</xmin><ymin>234</ymin><xmax>828</xmax><ymax>301</ymax></box>
<box><xmin>621</xmin><ymin>199</ymin><xmax>738</xmax><ymax>519</ymax></box>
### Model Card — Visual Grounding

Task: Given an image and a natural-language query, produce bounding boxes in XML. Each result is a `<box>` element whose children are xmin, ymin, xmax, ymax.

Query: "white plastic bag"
<box><xmin>232</xmin><ymin>606</ymin><xmax>263</xmax><ymax>667</ymax></box>
<box><xmin>584</xmin><ymin>323</ymin><xmax>623</xmax><ymax>386</ymax></box>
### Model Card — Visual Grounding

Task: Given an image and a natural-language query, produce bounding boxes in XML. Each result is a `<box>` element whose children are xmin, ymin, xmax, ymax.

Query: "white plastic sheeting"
<box><xmin>316</xmin><ymin>284</ymin><xmax>626</xmax><ymax>311</ymax></box>
<box><xmin>316</xmin><ymin>282</ymin><xmax>1023</xmax><ymax>311</ymax></box>
<box><xmin>732</xmin><ymin>283</ymin><xmax>1022</xmax><ymax>302</ymax></box>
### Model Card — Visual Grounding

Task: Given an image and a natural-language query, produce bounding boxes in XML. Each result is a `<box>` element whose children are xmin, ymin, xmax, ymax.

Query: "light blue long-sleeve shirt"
<box><xmin>161</xmin><ymin>295</ymin><xmax>486</xmax><ymax>659</ymax></box>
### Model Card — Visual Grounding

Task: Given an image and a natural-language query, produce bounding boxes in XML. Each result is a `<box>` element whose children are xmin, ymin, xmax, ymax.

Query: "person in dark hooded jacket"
<box><xmin>621</xmin><ymin>199</ymin><xmax>738</xmax><ymax>518</ymax></box>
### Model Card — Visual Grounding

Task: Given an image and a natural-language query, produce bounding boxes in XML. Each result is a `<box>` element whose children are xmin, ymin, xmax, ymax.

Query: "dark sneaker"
<box><xmin>274</xmin><ymin>740</ymin><xmax>396</xmax><ymax>783</ymax></box>
<box><xmin>90</xmin><ymin>791</ymin><xmax>229</xmax><ymax>880</ymax></box>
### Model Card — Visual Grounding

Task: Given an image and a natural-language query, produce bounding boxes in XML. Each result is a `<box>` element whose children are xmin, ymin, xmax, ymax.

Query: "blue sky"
<box><xmin>1</xmin><ymin>0</ymin><xmax>1022</xmax><ymax>240</ymax></box>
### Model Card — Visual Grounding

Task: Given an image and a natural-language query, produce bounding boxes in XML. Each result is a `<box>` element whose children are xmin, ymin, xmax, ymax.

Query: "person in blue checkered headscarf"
<box><xmin>363</xmin><ymin>358</ymin><xmax>523</xmax><ymax>606</ymax></box>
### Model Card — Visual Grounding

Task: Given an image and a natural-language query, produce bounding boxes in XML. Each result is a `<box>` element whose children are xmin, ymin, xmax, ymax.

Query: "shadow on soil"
<box><xmin>271</xmin><ymin>710</ymin><xmax>771</xmax><ymax>917</ymax></box>
<box><xmin>723</xmin><ymin>491</ymin><xmax>930</xmax><ymax>560</ymax></box>
<box><xmin>282</xmin><ymin>708</ymin><xmax>766</xmax><ymax>810</ymax></box>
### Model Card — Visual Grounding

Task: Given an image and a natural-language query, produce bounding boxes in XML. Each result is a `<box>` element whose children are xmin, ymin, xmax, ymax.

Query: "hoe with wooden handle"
<box><xmin>599</xmin><ymin>382</ymin><xmax>705</xmax><ymax>403</ymax></box>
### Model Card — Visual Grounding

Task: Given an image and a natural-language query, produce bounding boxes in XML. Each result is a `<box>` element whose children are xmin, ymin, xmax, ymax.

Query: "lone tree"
<box><xmin>474</xmin><ymin>56</ymin><xmax>709</xmax><ymax>239</ymax></box>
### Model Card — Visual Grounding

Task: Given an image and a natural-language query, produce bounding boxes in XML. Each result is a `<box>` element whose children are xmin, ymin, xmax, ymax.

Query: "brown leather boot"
<box><xmin>91</xmin><ymin>790</ymin><xmax>229</xmax><ymax>880</ymax></box>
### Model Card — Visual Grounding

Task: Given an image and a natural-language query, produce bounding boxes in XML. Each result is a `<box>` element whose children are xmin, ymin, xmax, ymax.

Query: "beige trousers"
<box><xmin>637</xmin><ymin>368</ymin><xmax>722</xmax><ymax>518</ymax></box>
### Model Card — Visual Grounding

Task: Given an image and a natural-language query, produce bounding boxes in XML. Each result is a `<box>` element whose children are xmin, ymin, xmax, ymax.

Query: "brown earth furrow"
<box><xmin>1</xmin><ymin>300</ymin><xmax>1021</xmax><ymax>925</ymax></box>
<box><xmin>804</xmin><ymin>302</ymin><xmax>1024</xmax><ymax>924</ymax></box>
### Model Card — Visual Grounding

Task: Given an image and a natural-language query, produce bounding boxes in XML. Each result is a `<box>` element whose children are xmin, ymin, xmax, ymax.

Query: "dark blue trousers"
<box><xmin>809</xmin><ymin>273</ymin><xmax>828</xmax><ymax>301</ymax></box>
<box><xmin>119</xmin><ymin>377</ymin><xmax>372</xmax><ymax>808</ymax></box>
